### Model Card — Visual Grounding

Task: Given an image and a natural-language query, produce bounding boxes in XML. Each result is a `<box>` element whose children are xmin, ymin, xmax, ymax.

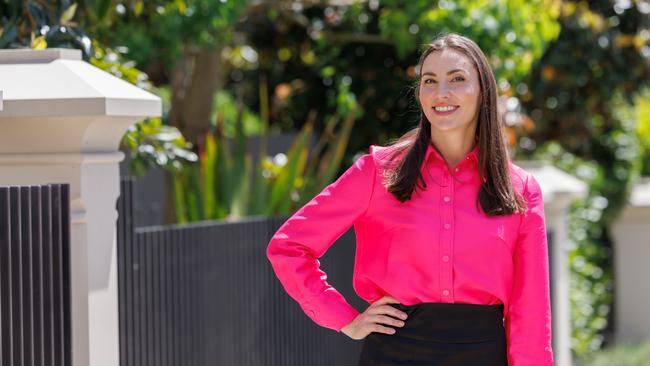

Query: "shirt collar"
<box><xmin>425</xmin><ymin>141</ymin><xmax>479</xmax><ymax>165</ymax></box>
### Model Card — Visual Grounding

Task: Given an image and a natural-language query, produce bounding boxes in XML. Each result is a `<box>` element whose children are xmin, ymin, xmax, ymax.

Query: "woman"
<box><xmin>266</xmin><ymin>33</ymin><xmax>553</xmax><ymax>365</ymax></box>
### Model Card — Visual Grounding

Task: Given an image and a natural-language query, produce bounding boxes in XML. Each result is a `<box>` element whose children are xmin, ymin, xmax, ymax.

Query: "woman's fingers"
<box><xmin>372</xmin><ymin>314</ymin><xmax>406</xmax><ymax>328</ymax></box>
<box><xmin>367</xmin><ymin>303</ymin><xmax>408</xmax><ymax>320</ymax></box>
<box><xmin>338</xmin><ymin>295</ymin><xmax>409</xmax><ymax>339</ymax></box>
<box><xmin>372</xmin><ymin>295</ymin><xmax>400</xmax><ymax>307</ymax></box>
<box><xmin>370</xmin><ymin>323</ymin><xmax>397</xmax><ymax>335</ymax></box>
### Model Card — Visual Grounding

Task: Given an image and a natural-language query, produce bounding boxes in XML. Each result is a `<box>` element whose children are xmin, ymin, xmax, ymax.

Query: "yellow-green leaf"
<box><xmin>60</xmin><ymin>3</ymin><xmax>78</xmax><ymax>25</ymax></box>
<box><xmin>32</xmin><ymin>36</ymin><xmax>47</xmax><ymax>50</ymax></box>
<box><xmin>134</xmin><ymin>1</ymin><xmax>144</xmax><ymax>16</ymax></box>
<box><xmin>175</xmin><ymin>0</ymin><xmax>187</xmax><ymax>14</ymax></box>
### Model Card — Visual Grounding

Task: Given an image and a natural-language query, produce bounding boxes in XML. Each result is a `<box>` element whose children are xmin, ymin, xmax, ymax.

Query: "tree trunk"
<box><xmin>164</xmin><ymin>45</ymin><xmax>226</xmax><ymax>224</ymax></box>
<box><xmin>169</xmin><ymin>46</ymin><xmax>225</xmax><ymax>146</ymax></box>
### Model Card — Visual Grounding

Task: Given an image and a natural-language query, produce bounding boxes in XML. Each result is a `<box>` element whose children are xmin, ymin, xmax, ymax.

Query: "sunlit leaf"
<box><xmin>60</xmin><ymin>3</ymin><xmax>78</xmax><ymax>25</ymax></box>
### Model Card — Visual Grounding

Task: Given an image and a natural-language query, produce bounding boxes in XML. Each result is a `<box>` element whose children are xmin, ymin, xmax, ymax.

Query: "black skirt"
<box><xmin>358</xmin><ymin>302</ymin><xmax>508</xmax><ymax>366</ymax></box>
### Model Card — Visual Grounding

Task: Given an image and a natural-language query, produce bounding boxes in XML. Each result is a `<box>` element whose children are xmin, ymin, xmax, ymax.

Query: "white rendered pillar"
<box><xmin>611</xmin><ymin>177</ymin><xmax>650</xmax><ymax>344</ymax></box>
<box><xmin>0</xmin><ymin>49</ymin><xmax>161</xmax><ymax>366</ymax></box>
<box><xmin>546</xmin><ymin>198</ymin><xmax>576</xmax><ymax>366</ymax></box>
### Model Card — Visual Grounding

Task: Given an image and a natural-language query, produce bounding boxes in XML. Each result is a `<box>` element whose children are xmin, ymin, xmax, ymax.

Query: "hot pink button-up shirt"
<box><xmin>266</xmin><ymin>142</ymin><xmax>554</xmax><ymax>365</ymax></box>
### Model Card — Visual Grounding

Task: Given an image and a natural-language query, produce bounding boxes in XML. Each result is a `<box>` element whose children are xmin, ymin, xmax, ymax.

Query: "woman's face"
<box><xmin>418</xmin><ymin>49</ymin><xmax>481</xmax><ymax>134</ymax></box>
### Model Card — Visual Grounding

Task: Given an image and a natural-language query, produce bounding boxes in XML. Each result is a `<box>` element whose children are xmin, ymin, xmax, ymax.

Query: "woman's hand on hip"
<box><xmin>340</xmin><ymin>296</ymin><xmax>408</xmax><ymax>340</ymax></box>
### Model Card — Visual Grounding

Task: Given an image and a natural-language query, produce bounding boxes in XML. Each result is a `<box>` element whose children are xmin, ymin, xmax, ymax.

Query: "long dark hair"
<box><xmin>382</xmin><ymin>33</ymin><xmax>526</xmax><ymax>216</ymax></box>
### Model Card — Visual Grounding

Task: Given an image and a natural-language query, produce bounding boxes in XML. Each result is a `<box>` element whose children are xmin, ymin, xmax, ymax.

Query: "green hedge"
<box><xmin>577</xmin><ymin>339</ymin><xmax>650</xmax><ymax>366</ymax></box>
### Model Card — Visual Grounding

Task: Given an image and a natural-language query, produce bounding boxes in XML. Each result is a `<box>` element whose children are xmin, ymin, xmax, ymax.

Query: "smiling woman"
<box><xmin>419</xmin><ymin>52</ymin><xmax>480</xmax><ymax>136</ymax></box>
<box><xmin>266</xmin><ymin>32</ymin><xmax>554</xmax><ymax>366</ymax></box>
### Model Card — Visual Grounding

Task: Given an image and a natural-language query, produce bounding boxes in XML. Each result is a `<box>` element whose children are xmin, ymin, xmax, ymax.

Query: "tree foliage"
<box><xmin>237</xmin><ymin>0</ymin><xmax>560</xmax><ymax>159</ymax></box>
<box><xmin>0</xmin><ymin>1</ymin><xmax>93</xmax><ymax>57</ymax></box>
<box><xmin>81</xmin><ymin>0</ymin><xmax>246</xmax><ymax>79</ymax></box>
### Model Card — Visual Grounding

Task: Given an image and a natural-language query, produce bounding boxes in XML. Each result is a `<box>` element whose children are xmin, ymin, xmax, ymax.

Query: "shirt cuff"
<box><xmin>301</xmin><ymin>290</ymin><xmax>361</xmax><ymax>332</ymax></box>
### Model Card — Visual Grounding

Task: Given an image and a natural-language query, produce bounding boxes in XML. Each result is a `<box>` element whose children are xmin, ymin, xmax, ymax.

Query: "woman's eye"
<box><xmin>424</xmin><ymin>79</ymin><xmax>436</xmax><ymax>84</ymax></box>
<box><xmin>452</xmin><ymin>76</ymin><xmax>465</xmax><ymax>82</ymax></box>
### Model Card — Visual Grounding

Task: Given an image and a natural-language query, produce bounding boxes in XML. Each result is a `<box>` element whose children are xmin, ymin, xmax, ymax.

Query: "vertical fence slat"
<box><xmin>41</xmin><ymin>186</ymin><xmax>54</xmax><ymax>366</ymax></box>
<box><xmin>138</xmin><ymin>231</ymin><xmax>146</xmax><ymax>366</ymax></box>
<box><xmin>152</xmin><ymin>230</ymin><xmax>160</xmax><ymax>366</ymax></box>
<box><xmin>60</xmin><ymin>185</ymin><xmax>71</xmax><ymax>366</ymax></box>
<box><xmin>31</xmin><ymin>187</ymin><xmax>43</xmax><ymax>366</ymax></box>
<box><xmin>20</xmin><ymin>187</ymin><xmax>33</xmax><ymax>366</ymax></box>
<box><xmin>157</xmin><ymin>229</ymin><xmax>167</xmax><ymax>366</ymax></box>
<box><xmin>10</xmin><ymin>187</ymin><xmax>23</xmax><ymax>366</ymax></box>
<box><xmin>164</xmin><ymin>229</ymin><xmax>171</xmax><ymax>366</ymax></box>
<box><xmin>189</xmin><ymin>228</ymin><xmax>196</xmax><ymax>366</ymax></box>
<box><xmin>161</xmin><ymin>229</ymin><xmax>169</xmax><ymax>366</ymax></box>
<box><xmin>51</xmin><ymin>185</ymin><xmax>63</xmax><ymax>366</ymax></box>
<box><xmin>126</xmin><ymin>179</ymin><xmax>135</xmax><ymax>366</ymax></box>
<box><xmin>172</xmin><ymin>229</ymin><xmax>180</xmax><ymax>366</ymax></box>
<box><xmin>0</xmin><ymin>187</ymin><xmax>11</xmax><ymax>366</ymax></box>
<box><xmin>133</xmin><ymin>212</ymin><xmax>142</xmax><ymax>366</ymax></box>
<box><xmin>117</xmin><ymin>179</ymin><xmax>128</xmax><ymax>366</ymax></box>
<box><xmin>178</xmin><ymin>228</ymin><xmax>186</xmax><ymax>366</ymax></box>
<box><xmin>146</xmin><ymin>231</ymin><xmax>154</xmax><ymax>366</ymax></box>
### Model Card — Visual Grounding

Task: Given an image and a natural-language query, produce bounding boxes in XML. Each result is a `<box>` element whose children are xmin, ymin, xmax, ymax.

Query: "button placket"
<box><xmin>439</xmin><ymin>171</ymin><xmax>454</xmax><ymax>302</ymax></box>
<box><xmin>441</xmin><ymin>167</ymin><xmax>449</xmax><ymax>187</ymax></box>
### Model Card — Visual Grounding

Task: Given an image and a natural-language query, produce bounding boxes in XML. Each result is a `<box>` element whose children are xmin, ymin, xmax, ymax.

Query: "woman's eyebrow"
<box><xmin>422</xmin><ymin>69</ymin><xmax>468</xmax><ymax>76</ymax></box>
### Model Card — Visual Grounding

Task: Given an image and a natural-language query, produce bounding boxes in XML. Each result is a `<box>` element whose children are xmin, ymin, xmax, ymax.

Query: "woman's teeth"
<box><xmin>434</xmin><ymin>105</ymin><xmax>458</xmax><ymax>112</ymax></box>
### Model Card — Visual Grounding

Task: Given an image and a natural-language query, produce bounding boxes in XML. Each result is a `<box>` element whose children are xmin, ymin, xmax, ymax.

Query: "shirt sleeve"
<box><xmin>266</xmin><ymin>152</ymin><xmax>376</xmax><ymax>332</ymax></box>
<box><xmin>505</xmin><ymin>173</ymin><xmax>554</xmax><ymax>365</ymax></box>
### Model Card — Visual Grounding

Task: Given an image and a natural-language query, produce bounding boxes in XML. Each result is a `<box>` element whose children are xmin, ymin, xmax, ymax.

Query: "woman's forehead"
<box><xmin>421</xmin><ymin>49</ymin><xmax>474</xmax><ymax>75</ymax></box>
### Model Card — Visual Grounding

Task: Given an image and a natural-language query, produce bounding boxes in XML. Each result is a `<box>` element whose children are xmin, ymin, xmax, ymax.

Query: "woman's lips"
<box><xmin>432</xmin><ymin>105</ymin><xmax>459</xmax><ymax>116</ymax></box>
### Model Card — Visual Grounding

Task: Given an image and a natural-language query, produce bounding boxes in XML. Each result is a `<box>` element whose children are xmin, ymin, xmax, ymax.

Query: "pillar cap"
<box><xmin>629</xmin><ymin>177</ymin><xmax>650</xmax><ymax>207</ymax></box>
<box><xmin>514</xmin><ymin>159</ymin><xmax>588</xmax><ymax>203</ymax></box>
<box><xmin>0</xmin><ymin>48</ymin><xmax>160</xmax><ymax>118</ymax></box>
<box><xmin>0</xmin><ymin>48</ymin><xmax>82</xmax><ymax>63</ymax></box>
<box><xmin>0</xmin><ymin>48</ymin><xmax>161</xmax><ymax>154</ymax></box>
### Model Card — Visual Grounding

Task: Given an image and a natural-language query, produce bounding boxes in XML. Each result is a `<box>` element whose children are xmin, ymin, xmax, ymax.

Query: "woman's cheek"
<box><xmin>460</xmin><ymin>84</ymin><xmax>480</xmax><ymax>97</ymax></box>
<box><xmin>419</xmin><ymin>89</ymin><xmax>433</xmax><ymax>107</ymax></box>
<box><xmin>419</xmin><ymin>86</ymin><xmax>431</xmax><ymax>98</ymax></box>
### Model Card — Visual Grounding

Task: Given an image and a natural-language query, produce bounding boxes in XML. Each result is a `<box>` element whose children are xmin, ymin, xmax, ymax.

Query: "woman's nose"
<box><xmin>432</xmin><ymin>83</ymin><xmax>451</xmax><ymax>97</ymax></box>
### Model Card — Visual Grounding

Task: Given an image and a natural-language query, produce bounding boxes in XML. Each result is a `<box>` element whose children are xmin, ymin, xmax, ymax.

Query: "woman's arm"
<box><xmin>505</xmin><ymin>173</ymin><xmax>554</xmax><ymax>365</ymax></box>
<box><xmin>266</xmin><ymin>152</ymin><xmax>376</xmax><ymax>332</ymax></box>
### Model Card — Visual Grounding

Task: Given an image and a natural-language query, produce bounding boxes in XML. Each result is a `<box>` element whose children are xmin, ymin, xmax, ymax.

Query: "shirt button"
<box><xmin>454</xmin><ymin>167</ymin><xmax>460</xmax><ymax>172</ymax></box>
<box><xmin>443</xmin><ymin>196</ymin><xmax>451</xmax><ymax>203</ymax></box>
<box><xmin>443</xmin><ymin>223</ymin><xmax>451</xmax><ymax>230</ymax></box>
<box><xmin>442</xmin><ymin>255</ymin><xmax>450</xmax><ymax>262</ymax></box>
<box><xmin>308</xmin><ymin>310</ymin><xmax>315</xmax><ymax>317</ymax></box>
<box><xmin>442</xmin><ymin>290</ymin><xmax>450</xmax><ymax>296</ymax></box>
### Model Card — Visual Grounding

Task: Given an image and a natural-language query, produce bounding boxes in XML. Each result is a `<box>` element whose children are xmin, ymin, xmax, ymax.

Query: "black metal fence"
<box><xmin>0</xmin><ymin>184</ymin><xmax>71</xmax><ymax>366</ymax></box>
<box><xmin>117</xmin><ymin>177</ymin><xmax>364</xmax><ymax>366</ymax></box>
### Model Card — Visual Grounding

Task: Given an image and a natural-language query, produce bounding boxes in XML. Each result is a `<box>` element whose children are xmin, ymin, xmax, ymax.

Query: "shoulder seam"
<box><xmin>360</xmin><ymin>153</ymin><xmax>377</xmax><ymax>218</ymax></box>
<box><xmin>523</xmin><ymin>170</ymin><xmax>531</xmax><ymax>199</ymax></box>
<box><xmin>521</xmin><ymin>171</ymin><xmax>533</xmax><ymax>221</ymax></box>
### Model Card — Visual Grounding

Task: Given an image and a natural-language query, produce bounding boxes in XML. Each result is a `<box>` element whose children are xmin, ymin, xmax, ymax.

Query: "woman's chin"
<box><xmin>427</xmin><ymin>119</ymin><xmax>465</xmax><ymax>131</ymax></box>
